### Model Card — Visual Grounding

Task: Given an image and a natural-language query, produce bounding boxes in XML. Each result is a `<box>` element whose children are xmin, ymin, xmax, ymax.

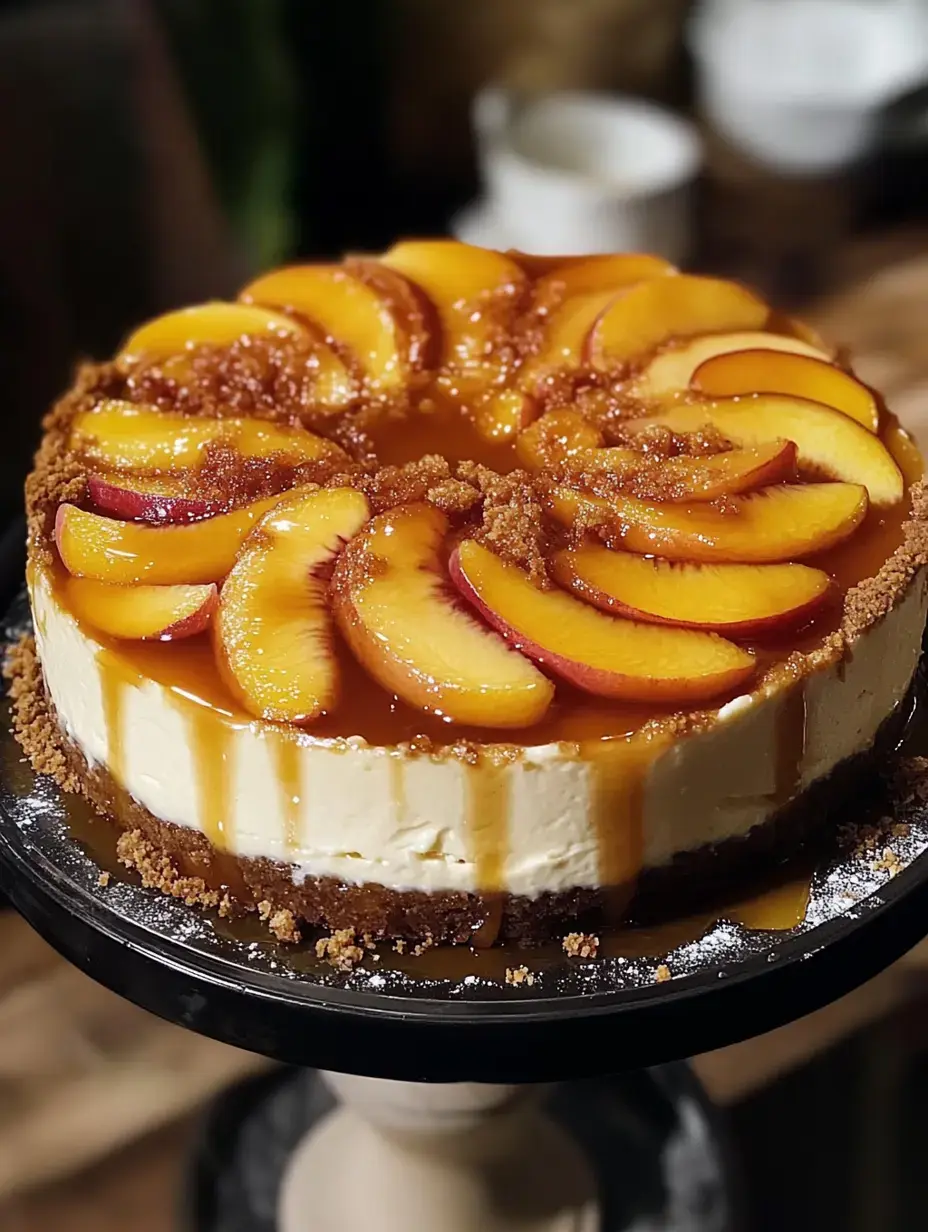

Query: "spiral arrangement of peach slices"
<box><xmin>51</xmin><ymin>241</ymin><xmax>917</xmax><ymax>730</ymax></box>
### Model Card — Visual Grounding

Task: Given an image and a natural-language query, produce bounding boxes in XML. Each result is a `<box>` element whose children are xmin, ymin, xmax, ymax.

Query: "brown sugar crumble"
<box><xmin>257</xmin><ymin>900</ymin><xmax>302</xmax><ymax>944</ymax></box>
<box><xmin>505</xmin><ymin>965</ymin><xmax>536</xmax><ymax>986</ymax></box>
<box><xmin>97</xmin><ymin>871</ymin><xmax>111</xmax><ymax>888</ymax></box>
<box><xmin>116</xmin><ymin>829</ymin><xmax>229</xmax><ymax>913</ymax></box>
<box><xmin>4</xmin><ymin>635</ymin><xmax>82</xmax><ymax>793</ymax></box>
<box><xmin>315</xmin><ymin>928</ymin><xmax>364</xmax><ymax>971</ymax></box>
<box><xmin>563</xmin><ymin>932</ymin><xmax>600</xmax><ymax>959</ymax></box>
<box><xmin>655</xmin><ymin>964</ymin><xmax>672</xmax><ymax>984</ymax></box>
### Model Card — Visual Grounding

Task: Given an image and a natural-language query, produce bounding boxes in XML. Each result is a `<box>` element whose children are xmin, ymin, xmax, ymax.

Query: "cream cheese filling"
<box><xmin>29</xmin><ymin>565</ymin><xmax>928</xmax><ymax>898</ymax></box>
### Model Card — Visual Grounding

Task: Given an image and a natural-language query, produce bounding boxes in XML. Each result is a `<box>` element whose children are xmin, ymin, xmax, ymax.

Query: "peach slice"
<box><xmin>241</xmin><ymin>263</ymin><xmax>423</xmax><ymax>393</ymax></box>
<box><xmin>515</xmin><ymin>409</ymin><xmax>604</xmax><ymax>470</ymax></box>
<box><xmin>379</xmin><ymin>240</ymin><xmax>526</xmax><ymax>391</ymax></box>
<box><xmin>71</xmin><ymin>402</ymin><xmax>346</xmax><ymax>472</ymax></box>
<box><xmin>691</xmin><ymin>349</ymin><xmax>880</xmax><ymax>433</ymax></box>
<box><xmin>55</xmin><ymin>493</ymin><xmax>285</xmax><ymax>585</ymax></box>
<box><xmin>547</xmin><ymin>482</ymin><xmax>868</xmax><ymax>562</ymax></box>
<box><xmin>62</xmin><ymin>578</ymin><xmax>218</xmax><ymax>641</ymax></box>
<box><xmin>552</xmin><ymin>545</ymin><xmax>833</xmax><ymax>636</ymax></box>
<box><xmin>88</xmin><ymin>473</ymin><xmax>229</xmax><ymax>524</ymax></box>
<box><xmin>574</xmin><ymin>441</ymin><xmax>799</xmax><ymax>501</ymax></box>
<box><xmin>518</xmin><ymin>289</ymin><xmax>619</xmax><ymax>391</ymax></box>
<box><xmin>474</xmin><ymin>389</ymin><xmax>538</xmax><ymax>442</ymax></box>
<box><xmin>631</xmin><ymin>330</ymin><xmax>830</xmax><ymax>401</ymax></box>
<box><xmin>449</xmin><ymin>539</ymin><xmax>755</xmax><ymax>703</ymax></box>
<box><xmin>331</xmin><ymin>503</ymin><xmax>553</xmax><ymax>727</ymax></box>
<box><xmin>631</xmin><ymin>396</ymin><xmax>903</xmax><ymax>506</ymax></box>
<box><xmin>533</xmin><ymin>254</ymin><xmax>676</xmax><ymax>304</ymax></box>
<box><xmin>345</xmin><ymin>258</ymin><xmax>436</xmax><ymax>371</ymax></box>
<box><xmin>216</xmin><ymin>487</ymin><xmax>371</xmax><ymax>723</ymax></box>
<box><xmin>299</xmin><ymin>324</ymin><xmax>359</xmax><ymax>411</ymax></box>
<box><xmin>885</xmin><ymin>418</ymin><xmax>925</xmax><ymax>487</ymax></box>
<box><xmin>589</xmin><ymin>276</ymin><xmax>770</xmax><ymax>371</ymax></box>
<box><xmin>119</xmin><ymin>302</ymin><xmax>305</xmax><ymax>365</ymax></box>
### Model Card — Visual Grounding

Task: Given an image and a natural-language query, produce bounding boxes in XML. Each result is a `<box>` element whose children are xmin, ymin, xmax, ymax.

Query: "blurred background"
<box><xmin>3</xmin><ymin>0</ymin><xmax>928</xmax><ymax>1227</ymax></box>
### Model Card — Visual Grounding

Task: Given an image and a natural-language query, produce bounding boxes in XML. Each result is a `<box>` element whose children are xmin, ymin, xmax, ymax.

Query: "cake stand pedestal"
<box><xmin>187</xmin><ymin>1061</ymin><xmax>731</xmax><ymax>1231</ymax></box>
<box><xmin>278</xmin><ymin>1075</ymin><xmax>599</xmax><ymax>1232</ymax></box>
<box><xmin>3</xmin><ymin>569</ymin><xmax>928</xmax><ymax>1230</ymax></box>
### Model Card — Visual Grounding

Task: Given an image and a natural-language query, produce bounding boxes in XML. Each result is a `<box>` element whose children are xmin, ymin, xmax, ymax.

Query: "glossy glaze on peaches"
<box><xmin>42</xmin><ymin>240</ymin><xmax>919</xmax><ymax>738</ymax></box>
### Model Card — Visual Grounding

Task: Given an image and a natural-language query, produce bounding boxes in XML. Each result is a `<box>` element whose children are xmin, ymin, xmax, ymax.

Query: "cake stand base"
<box><xmin>188</xmin><ymin>1065</ymin><xmax>734</xmax><ymax>1232</ymax></box>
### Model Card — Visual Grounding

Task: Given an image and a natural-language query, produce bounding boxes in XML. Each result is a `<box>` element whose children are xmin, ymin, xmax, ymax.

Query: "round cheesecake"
<box><xmin>12</xmin><ymin>244</ymin><xmax>928</xmax><ymax>946</ymax></box>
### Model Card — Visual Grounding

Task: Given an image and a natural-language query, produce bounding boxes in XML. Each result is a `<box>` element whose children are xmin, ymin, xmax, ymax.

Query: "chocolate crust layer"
<box><xmin>6</xmin><ymin>634</ymin><xmax>911</xmax><ymax>946</ymax></box>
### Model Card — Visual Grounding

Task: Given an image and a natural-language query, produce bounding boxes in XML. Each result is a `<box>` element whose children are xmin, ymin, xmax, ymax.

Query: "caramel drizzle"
<box><xmin>97</xmin><ymin>650</ymin><xmax>127</xmax><ymax>788</ymax></box>
<box><xmin>587</xmin><ymin>737</ymin><xmax>660</xmax><ymax>889</ymax></box>
<box><xmin>389</xmin><ymin>755</ymin><xmax>406</xmax><ymax>827</ymax></box>
<box><xmin>187</xmin><ymin>703</ymin><xmax>235</xmax><ymax>851</ymax></box>
<box><xmin>274</xmin><ymin>730</ymin><xmax>303</xmax><ymax>855</ymax></box>
<box><xmin>465</xmin><ymin>758</ymin><xmax>511</xmax><ymax>894</ymax></box>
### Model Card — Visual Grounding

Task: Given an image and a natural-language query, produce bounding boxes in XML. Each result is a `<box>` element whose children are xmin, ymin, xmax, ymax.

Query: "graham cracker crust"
<box><xmin>4</xmin><ymin>634</ymin><xmax>914</xmax><ymax>947</ymax></box>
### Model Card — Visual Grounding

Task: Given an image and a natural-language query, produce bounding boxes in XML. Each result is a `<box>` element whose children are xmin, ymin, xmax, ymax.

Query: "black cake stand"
<box><xmin>3</xmin><ymin>522</ymin><xmax>928</xmax><ymax>1231</ymax></box>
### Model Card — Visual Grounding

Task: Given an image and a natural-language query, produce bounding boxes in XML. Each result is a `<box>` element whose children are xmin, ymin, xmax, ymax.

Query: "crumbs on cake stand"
<box><xmin>505</xmin><ymin>965</ymin><xmax>536</xmax><ymax>987</ymax></box>
<box><xmin>562</xmin><ymin>932</ymin><xmax>600</xmax><ymax>959</ymax></box>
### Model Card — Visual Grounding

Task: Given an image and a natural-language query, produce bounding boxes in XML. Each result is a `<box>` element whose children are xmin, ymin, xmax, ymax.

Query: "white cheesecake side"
<box><xmin>30</xmin><ymin>564</ymin><xmax>928</xmax><ymax>899</ymax></box>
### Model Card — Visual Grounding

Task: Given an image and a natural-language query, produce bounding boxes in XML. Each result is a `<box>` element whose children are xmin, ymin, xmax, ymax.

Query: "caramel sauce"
<box><xmin>598</xmin><ymin>876</ymin><xmax>812</xmax><ymax>960</ymax></box>
<box><xmin>466</xmin><ymin>758</ymin><xmax>511</xmax><ymax>893</ymax></box>
<box><xmin>389</xmin><ymin>755</ymin><xmax>407</xmax><ymax>825</ymax></box>
<box><xmin>731</xmin><ymin>876</ymin><xmax>811</xmax><ymax>930</ymax></box>
<box><xmin>380</xmin><ymin>874</ymin><xmax>814</xmax><ymax>982</ymax></box>
<box><xmin>273</xmin><ymin>729</ymin><xmax>303</xmax><ymax>854</ymax></box>
<box><xmin>366</xmin><ymin>391</ymin><xmax>519</xmax><ymax>472</ymax></box>
<box><xmin>97</xmin><ymin>651</ymin><xmax>127</xmax><ymax>787</ymax></box>
<box><xmin>585</xmin><ymin>737</ymin><xmax>661</xmax><ymax>888</ymax></box>
<box><xmin>186</xmin><ymin>699</ymin><xmax>235</xmax><ymax>851</ymax></box>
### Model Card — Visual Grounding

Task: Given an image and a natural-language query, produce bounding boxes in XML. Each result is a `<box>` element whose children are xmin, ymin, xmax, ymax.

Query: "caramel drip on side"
<box><xmin>274</xmin><ymin>731</ymin><xmax>303</xmax><ymax>856</ymax></box>
<box><xmin>465</xmin><ymin>758</ymin><xmax>511</xmax><ymax>894</ymax></box>
<box><xmin>187</xmin><ymin>704</ymin><xmax>235</xmax><ymax>851</ymax></box>
<box><xmin>389</xmin><ymin>755</ymin><xmax>406</xmax><ymax>826</ymax></box>
<box><xmin>774</xmin><ymin>686</ymin><xmax>808</xmax><ymax>808</ymax></box>
<box><xmin>97</xmin><ymin>650</ymin><xmax>127</xmax><ymax>788</ymax></box>
<box><xmin>587</xmin><ymin>737</ymin><xmax>660</xmax><ymax>890</ymax></box>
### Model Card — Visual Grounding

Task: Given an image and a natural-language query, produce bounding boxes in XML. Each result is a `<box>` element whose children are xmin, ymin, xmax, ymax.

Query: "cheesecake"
<box><xmin>10</xmin><ymin>243</ymin><xmax>928</xmax><ymax>947</ymax></box>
